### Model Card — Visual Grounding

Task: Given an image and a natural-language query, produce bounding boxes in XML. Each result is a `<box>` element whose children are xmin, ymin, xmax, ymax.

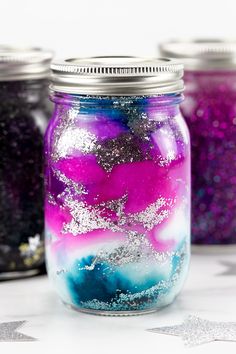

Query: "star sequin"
<box><xmin>148</xmin><ymin>315</ymin><xmax>236</xmax><ymax>347</ymax></box>
<box><xmin>0</xmin><ymin>321</ymin><xmax>37</xmax><ymax>342</ymax></box>
<box><xmin>218</xmin><ymin>261</ymin><xmax>236</xmax><ymax>276</ymax></box>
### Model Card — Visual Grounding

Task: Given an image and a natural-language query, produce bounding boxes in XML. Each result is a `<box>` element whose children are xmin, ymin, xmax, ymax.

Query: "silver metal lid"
<box><xmin>50</xmin><ymin>56</ymin><xmax>184</xmax><ymax>95</ymax></box>
<box><xmin>0</xmin><ymin>46</ymin><xmax>53</xmax><ymax>81</ymax></box>
<box><xmin>159</xmin><ymin>39</ymin><xmax>236</xmax><ymax>71</ymax></box>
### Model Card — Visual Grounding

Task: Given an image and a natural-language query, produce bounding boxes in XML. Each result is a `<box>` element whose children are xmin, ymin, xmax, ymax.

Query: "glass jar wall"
<box><xmin>45</xmin><ymin>57</ymin><xmax>191</xmax><ymax>315</ymax></box>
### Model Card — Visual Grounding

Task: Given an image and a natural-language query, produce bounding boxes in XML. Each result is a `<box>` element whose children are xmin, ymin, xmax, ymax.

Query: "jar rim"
<box><xmin>50</xmin><ymin>56</ymin><xmax>184</xmax><ymax>96</ymax></box>
<box><xmin>0</xmin><ymin>46</ymin><xmax>53</xmax><ymax>81</ymax></box>
<box><xmin>159</xmin><ymin>39</ymin><xmax>236</xmax><ymax>71</ymax></box>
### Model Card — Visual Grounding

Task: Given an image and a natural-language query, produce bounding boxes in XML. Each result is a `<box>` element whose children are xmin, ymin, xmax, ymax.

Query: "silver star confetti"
<box><xmin>0</xmin><ymin>321</ymin><xmax>37</xmax><ymax>342</ymax></box>
<box><xmin>19</xmin><ymin>234</ymin><xmax>42</xmax><ymax>257</ymax></box>
<box><xmin>218</xmin><ymin>261</ymin><xmax>236</xmax><ymax>276</ymax></box>
<box><xmin>148</xmin><ymin>315</ymin><xmax>236</xmax><ymax>347</ymax></box>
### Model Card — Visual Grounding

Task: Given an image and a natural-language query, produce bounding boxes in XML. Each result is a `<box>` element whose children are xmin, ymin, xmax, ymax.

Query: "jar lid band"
<box><xmin>0</xmin><ymin>47</ymin><xmax>53</xmax><ymax>81</ymax></box>
<box><xmin>50</xmin><ymin>56</ymin><xmax>184</xmax><ymax>96</ymax></box>
<box><xmin>159</xmin><ymin>39</ymin><xmax>236</xmax><ymax>71</ymax></box>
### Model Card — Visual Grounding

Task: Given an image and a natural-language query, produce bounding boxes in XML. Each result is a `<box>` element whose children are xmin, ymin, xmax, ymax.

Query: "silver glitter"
<box><xmin>128</xmin><ymin>113</ymin><xmax>157</xmax><ymax>140</ymax></box>
<box><xmin>101</xmin><ymin>194</ymin><xmax>128</xmax><ymax>217</ymax></box>
<box><xmin>62</xmin><ymin>200</ymin><xmax>122</xmax><ymax>235</ymax></box>
<box><xmin>53</xmin><ymin>169</ymin><xmax>87</xmax><ymax>197</ymax></box>
<box><xmin>128</xmin><ymin>197</ymin><xmax>176</xmax><ymax>230</ymax></box>
<box><xmin>60</xmin><ymin>184</ymin><xmax>179</xmax><ymax>269</ymax></box>
<box><xmin>79</xmin><ymin>231</ymin><xmax>152</xmax><ymax>270</ymax></box>
<box><xmin>79</xmin><ymin>244</ymin><xmax>187</xmax><ymax>311</ymax></box>
<box><xmin>62</xmin><ymin>194</ymin><xmax>175</xmax><ymax>237</ymax></box>
<box><xmin>94</xmin><ymin>133</ymin><xmax>146</xmax><ymax>172</ymax></box>
<box><xmin>56</xmin><ymin>127</ymin><xmax>97</xmax><ymax>158</ymax></box>
<box><xmin>51</xmin><ymin>168</ymin><xmax>87</xmax><ymax>208</ymax></box>
<box><xmin>62</xmin><ymin>195</ymin><xmax>123</xmax><ymax>236</ymax></box>
<box><xmin>148</xmin><ymin>315</ymin><xmax>236</xmax><ymax>347</ymax></box>
<box><xmin>47</xmin><ymin>193</ymin><xmax>57</xmax><ymax>205</ymax></box>
<box><xmin>158</xmin><ymin>150</ymin><xmax>177</xmax><ymax>167</ymax></box>
<box><xmin>0</xmin><ymin>321</ymin><xmax>37</xmax><ymax>342</ymax></box>
<box><xmin>79</xmin><ymin>234</ymin><xmax>186</xmax><ymax>271</ymax></box>
<box><xmin>51</xmin><ymin>106</ymin><xmax>77</xmax><ymax>161</ymax></box>
<box><xmin>148</xmin><ymin>316</ymin><xmax>236</xmax><ymax>347</ymax></box>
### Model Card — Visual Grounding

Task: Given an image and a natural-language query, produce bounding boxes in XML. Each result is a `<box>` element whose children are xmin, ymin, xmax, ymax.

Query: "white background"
<box><xmin>0</xmin><ymin>0</ymin><xmax>236</xmax><ymax>58</ymax></box>
<box><xmin>1</xmin><ymin>2</ymin><xmax>236</xmax><ymax>353</ymax></box>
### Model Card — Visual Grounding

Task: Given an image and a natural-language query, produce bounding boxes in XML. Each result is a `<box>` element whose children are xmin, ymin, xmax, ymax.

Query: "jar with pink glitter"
<box><xmin>160</xmin><ymin>40</ymin><xmax>236</xmax><ymax>246</ymax></box>
<box><xmin>45</xmin><ymin>57</ymin><xmax>190</xmax><ymax>315</ymax></box>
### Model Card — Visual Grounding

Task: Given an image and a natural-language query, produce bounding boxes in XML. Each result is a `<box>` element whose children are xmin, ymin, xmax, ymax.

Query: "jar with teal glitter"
<box><xmin>45</xmin><ymin>57</ymin><xmax>191</xmax><ymax>315</ymax></box>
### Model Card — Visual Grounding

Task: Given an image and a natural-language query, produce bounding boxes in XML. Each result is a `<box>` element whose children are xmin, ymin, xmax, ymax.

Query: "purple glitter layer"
<box><xmin>182</xmin><ymin>71</ymin><xmax>236</xmax><ymax>244</ymax></box>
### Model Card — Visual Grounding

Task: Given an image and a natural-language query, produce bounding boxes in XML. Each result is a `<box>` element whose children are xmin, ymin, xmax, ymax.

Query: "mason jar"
<box><xmin>0</xmin><ymin>47</ymin><xmax>53</xmax><ymax>279</ymax></box>
<box><xmin>45</xmin><ymin>57</ymin><xmax>190</xmax><ymax>315</ymax></box>
<box><xmin>160</xmin><ymin>40</ymin><xmax>236</xmax><ymax>246</ymax></box>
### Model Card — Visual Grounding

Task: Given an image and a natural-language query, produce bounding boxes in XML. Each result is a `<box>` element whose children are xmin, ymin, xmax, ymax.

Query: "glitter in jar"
<box><xmin>181</xmin><ymin>71</ymin><xmax>236</xmax><ymax>244</ymax></box>
<box><xmin>56</xmin><ymin>127</ymin><xmax>97</xmax><ymax>157</ymax></box>
<box><xmin>0</xmin><ymin>79</ymin><xmax>51</xmax><ymax>274</ymax></box>
<box><xmin>95</xmin><ymin>133</ymin><xmax>146</xmax><ymax>172</ymax></box>
<box><xmin>45</xmin><ymin>57</ymin><xmax>190</xmax><ymax>314</ymax></box>
<box><xmin>45</xmin><ymin>94</ymin><xmax>190</xmax><ymax>314</ymax></box>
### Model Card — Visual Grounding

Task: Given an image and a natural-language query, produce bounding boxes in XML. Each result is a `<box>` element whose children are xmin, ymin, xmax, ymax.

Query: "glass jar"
<box><xmin>0</xmin><ymin>48</ymin><xmax>53</xmax><ymax>279</ymax></box>
<box><xmin>160</xmin><ymin>40</ymin><xmax>236</xmax><ymax>246</ymax></box>
<box><xmin>45</xmin><ymin>57</ymin><xmax>190</xmax><ymax>315</ymax></box>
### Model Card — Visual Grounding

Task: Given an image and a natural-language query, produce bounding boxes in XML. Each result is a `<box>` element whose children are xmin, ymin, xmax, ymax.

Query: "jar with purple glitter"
<box><xmin>160</xmin><ymin>40</ymin><xmax>236</xmax><ymax>246</ymax></box>
<box><xmin>45</xmin><ymin>57</ymin><xmax>190</xmax><ymax>315</ymax></box>
<box><xmin>0</xmin><ymin>47</ymin><xmax>53</xmax><ymax>279</ymax></box>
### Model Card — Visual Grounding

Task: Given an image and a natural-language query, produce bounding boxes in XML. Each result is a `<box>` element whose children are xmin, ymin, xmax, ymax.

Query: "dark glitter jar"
<box><xmin>160</xmin><ymin>39</ymin><xmax>236</xmax><ymax>246</ymax></box>
<box><xmin>0</xmin><ymin>47</ymin><xmax>53</xmax><ymax>278</ymax></box>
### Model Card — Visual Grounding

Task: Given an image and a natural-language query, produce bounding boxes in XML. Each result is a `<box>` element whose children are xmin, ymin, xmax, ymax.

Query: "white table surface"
<box><xmin>1</xmin><ymin>248</ymin><xmax>236</xmax><ymax>354</ymax></box>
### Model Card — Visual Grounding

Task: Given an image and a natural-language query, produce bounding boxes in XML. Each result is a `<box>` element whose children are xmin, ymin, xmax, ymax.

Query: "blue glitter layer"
<box><xmin>63</xmin><ymin>242</ymin><xmax>188</xmax><ymax>312</ymax></box>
